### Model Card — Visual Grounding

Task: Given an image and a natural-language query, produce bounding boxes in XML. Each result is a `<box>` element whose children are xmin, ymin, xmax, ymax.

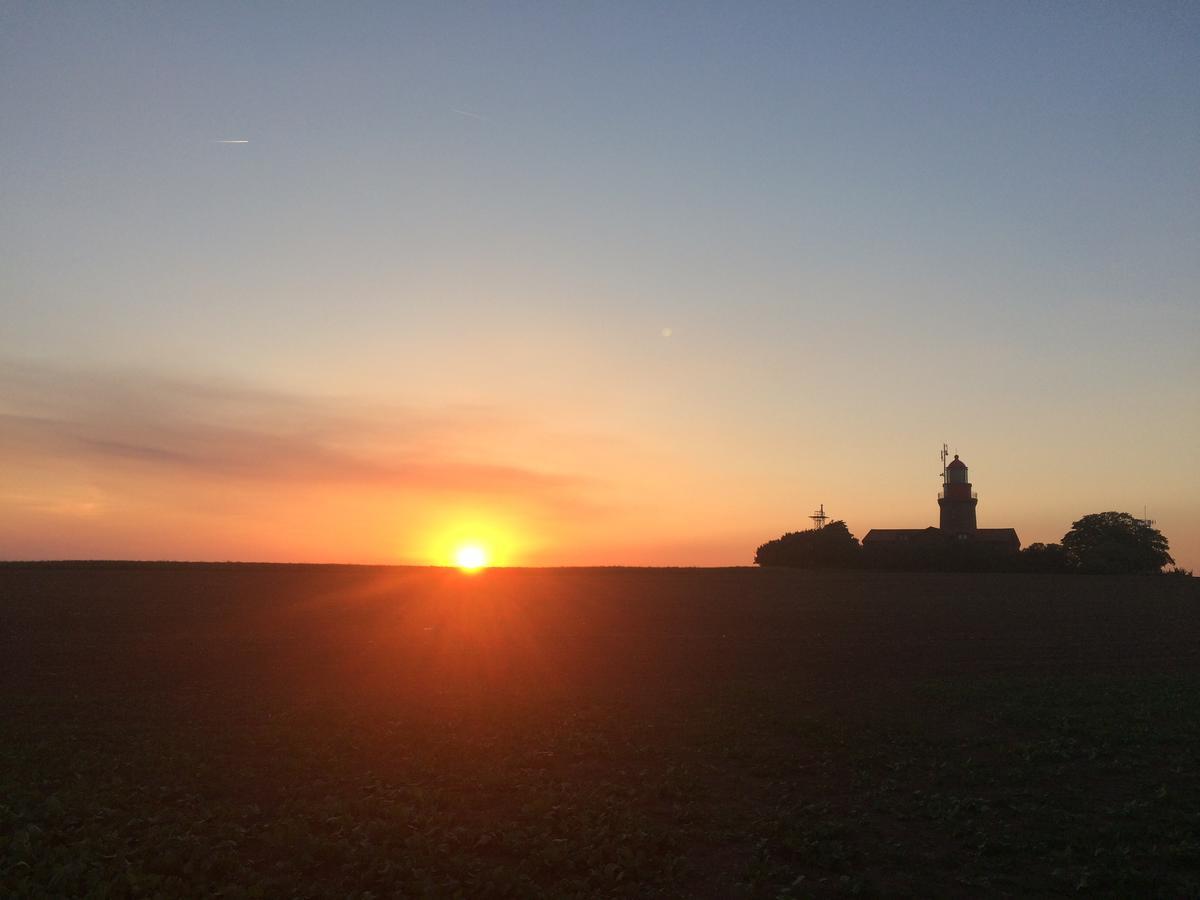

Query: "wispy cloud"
<box><xmin>450</xmin><ymin>108</ymin><xmax>489</xmax><ymax>122</ymax></box>
<box><xmin>0</xmin><ymin>360</ymin><xmax>591</xmax><ymax>504</ymax></box>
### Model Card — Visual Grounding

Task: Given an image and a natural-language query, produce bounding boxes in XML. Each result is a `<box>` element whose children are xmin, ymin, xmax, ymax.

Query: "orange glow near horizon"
<box><xmin>1</xmin><ymin>367</ymin><xmax>1197</xmax><ymax>571</ymax></box>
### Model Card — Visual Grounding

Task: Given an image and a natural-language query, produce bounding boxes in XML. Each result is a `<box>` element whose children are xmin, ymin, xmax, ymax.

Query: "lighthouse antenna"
<box><xmin>941</xmin><ymin>443</ymin><xmax>949</xmax><ymax>484</ymax></box>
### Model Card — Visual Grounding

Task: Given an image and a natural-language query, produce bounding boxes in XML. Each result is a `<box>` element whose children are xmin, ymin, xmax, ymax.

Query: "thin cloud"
<box><xmin>450</xmin><ymin>108</ymin><xmax>489</xmax><ymax>122</ymax></box>
<box><xmin>212</xmin><ymin>139</ymin><xmax>250</xmax><ymax>143</ymax></box>
<box><xmin>0</xmin><ymin>360</ymin><xmax>593</xmax><ymax>506</ymax></box>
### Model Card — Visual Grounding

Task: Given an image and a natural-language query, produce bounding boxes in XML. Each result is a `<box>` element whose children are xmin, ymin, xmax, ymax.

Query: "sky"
<box><xmin>2</xmin><ymin>2</ymin><xmax>1197</xmax><ymax>568</ymax></box>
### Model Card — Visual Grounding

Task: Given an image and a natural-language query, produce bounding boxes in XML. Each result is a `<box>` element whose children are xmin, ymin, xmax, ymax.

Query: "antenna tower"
<box><xmin>809</xmin><ymin>504</ymin><xmax>828</xmax><ymax>530</ymax></box>
<box><xmin>940</xmin><ymin>443</ymin><xmax>949</xmax><ymax>484</ymax></box>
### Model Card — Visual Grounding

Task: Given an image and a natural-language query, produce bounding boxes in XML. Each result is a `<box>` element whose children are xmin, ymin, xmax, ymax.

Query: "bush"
<box><xmin>1017</xmin><ymin>542</ymin><xmax>1074</xmax><ymax>573</ymax></box>
<box><xmin>754</xmin><ymin>521</ymin><xmax>861</xmax><ymax>569</ymax></box>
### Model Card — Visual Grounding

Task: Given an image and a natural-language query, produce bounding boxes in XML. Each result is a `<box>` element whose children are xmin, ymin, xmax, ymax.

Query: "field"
<box><xmin>3</xmin><ymin>564</ymin><xmax>1200</xmax><ymax>897</ymax></box>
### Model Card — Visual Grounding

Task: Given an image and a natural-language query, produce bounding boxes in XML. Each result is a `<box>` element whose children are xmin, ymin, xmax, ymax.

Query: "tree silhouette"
<box><xmin>1061</xmin><ymin>512</ymin><xmax>1173</xmax><ymax>574</ymax></box>
<box><xmin>754</xmin><ymin>521</ymin><xmax>861</xmax><ymax>568</ymax></box>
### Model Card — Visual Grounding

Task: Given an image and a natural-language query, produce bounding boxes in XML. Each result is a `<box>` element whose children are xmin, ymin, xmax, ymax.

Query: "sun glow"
<box><xmin>420</xmin><ymin>510</ymin><xmax>530</xmax><ymax>569</ymax></box>
<box><xmin>454</xmin><ymin>544</ymin><xmax>489</xmax><ymax>572</ymax></box>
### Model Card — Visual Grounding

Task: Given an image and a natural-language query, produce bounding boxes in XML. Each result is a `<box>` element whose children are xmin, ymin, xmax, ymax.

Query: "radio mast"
<box><xmin>809</xmin><ymin>504</ymin><xmax>829</xmax><ymax>530</ymax></box>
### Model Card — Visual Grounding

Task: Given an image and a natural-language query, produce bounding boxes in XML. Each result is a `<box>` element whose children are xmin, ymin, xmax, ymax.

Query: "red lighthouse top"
<box><xmin>947</xmin><ymin>455</ymin><xmax>966</xmax><ymax>470</ymax></box>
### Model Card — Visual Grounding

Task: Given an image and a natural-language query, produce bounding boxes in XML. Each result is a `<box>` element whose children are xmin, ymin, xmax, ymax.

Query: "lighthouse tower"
<box><xmin>938</xmin><ymin>452</ymin><xmax>978</xmax><ymax>535</ymax></box>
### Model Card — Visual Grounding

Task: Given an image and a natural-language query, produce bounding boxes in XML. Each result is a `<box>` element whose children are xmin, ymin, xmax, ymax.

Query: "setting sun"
<box><xmin>422</xmin><ymin>511</ymin><xmax>527</xmax><ymax>569</ymax></box>
<box><xmin>454</xmin><ymin>544</ymin><xmax>489</xmax><ymax>572</ymax></box>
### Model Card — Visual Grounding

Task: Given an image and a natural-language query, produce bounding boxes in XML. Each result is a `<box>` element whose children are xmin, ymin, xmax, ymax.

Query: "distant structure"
<box><xmin>938</xmin><ymin>445</ymin><xmax>977</xmax><ymax>534</ymax></box>
<box><xmin>809</xmin><ymin>504</ymin><xmax>829</xmax><ymax>530</ymax></box>
<box><xmin>862</xmin><ymin>446</ymin><xmax>1020</xmax><ymax>554</ymax></box>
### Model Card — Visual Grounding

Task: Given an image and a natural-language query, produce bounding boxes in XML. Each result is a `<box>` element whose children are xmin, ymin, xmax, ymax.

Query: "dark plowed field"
<box><xmin>2</xmin><ymin>564</ymin><xmax>1199</xmax><ymax>896</ymax></box>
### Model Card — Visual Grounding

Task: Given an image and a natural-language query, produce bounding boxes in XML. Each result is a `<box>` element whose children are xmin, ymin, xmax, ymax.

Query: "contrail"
<box><xmin>451</xmin><ymin>108</ymin><xmax>489</xmax><ymax>122</ymax></box>
<box><xmin>213</xmin><ymin>139</ymin><xmax>250</xmax><ymax>143</ymax></box>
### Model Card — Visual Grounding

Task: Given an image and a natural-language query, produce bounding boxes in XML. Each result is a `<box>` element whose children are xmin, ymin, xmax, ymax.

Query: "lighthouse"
<box><xmin>863</xmin><ymin>446</ymin><xmax>1019</xmax><ymax>556</ymax></box>
<box><xmin>938</xmin><ymin>453</ymin><xmax>978</xmax><ymax>535</ymax></box>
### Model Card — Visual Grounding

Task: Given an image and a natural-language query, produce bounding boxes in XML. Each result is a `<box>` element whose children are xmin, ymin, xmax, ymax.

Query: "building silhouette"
<box><xmin>863</xmin><ymin>452</ymin><xmax>1019</xmax><ymax>554</ymax></box>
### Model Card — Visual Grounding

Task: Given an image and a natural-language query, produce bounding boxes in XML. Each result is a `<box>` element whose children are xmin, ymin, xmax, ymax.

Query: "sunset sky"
<box><xmin>3</xmin><ymin>3</ymin><xmax>1197</xmax><ymax>568</ymax></box>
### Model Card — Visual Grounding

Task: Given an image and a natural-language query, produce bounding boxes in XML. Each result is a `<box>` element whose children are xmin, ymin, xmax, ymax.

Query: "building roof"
<box><xmin>862</xmin><ymin>526</ymin><xmax>1020</xmax><ymax>548</ymax></box>
<box><xmin>974</xmin><ymin>528</ymin><xmax>1020</xmax><ymax>544</ymax></box>
<box><xmin>946</xmin><ymin>455</ymin><xmax>967</xmax><ymax>469</ymax></box>
<box><xmin>862</xmin><ymin>527</ymin><xmax>942</xmax><ymax>544</ymax></box>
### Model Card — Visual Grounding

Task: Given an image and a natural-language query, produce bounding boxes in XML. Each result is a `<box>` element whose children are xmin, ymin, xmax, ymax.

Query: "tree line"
<box><xmin>754</xmin><ymin>512</ymin><xmax>1183</xmax><ymax>575</ymax></box>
